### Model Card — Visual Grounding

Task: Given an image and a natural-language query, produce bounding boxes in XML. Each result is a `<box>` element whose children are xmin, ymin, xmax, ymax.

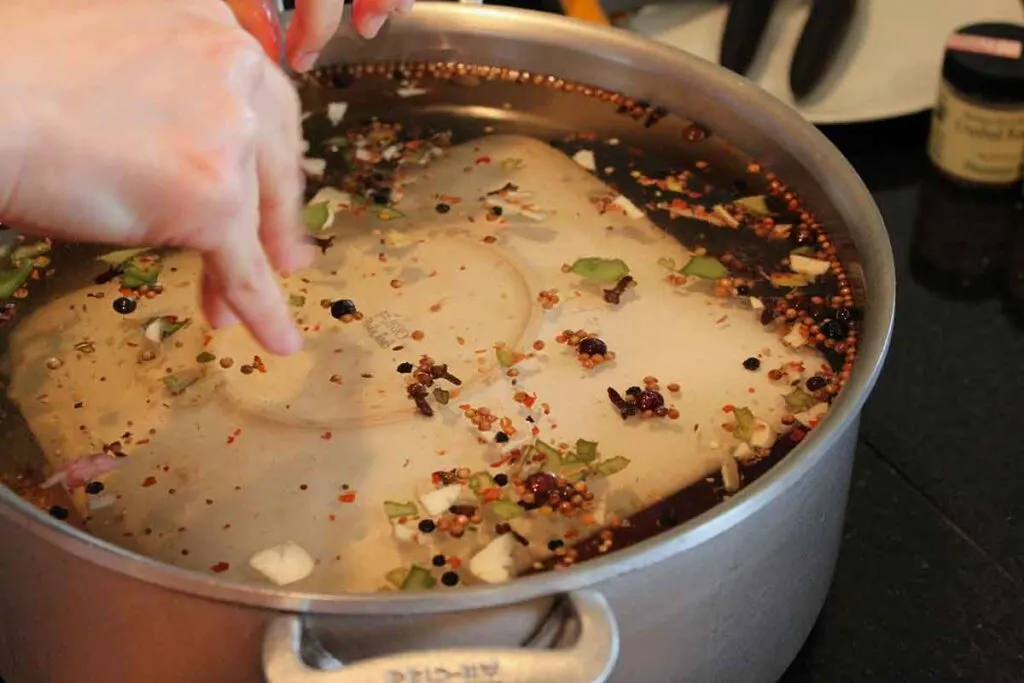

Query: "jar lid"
<box><xmin>942</xmin><ymin>22</ymin><xmax>1024</xmax><ymax>104</ymax></box>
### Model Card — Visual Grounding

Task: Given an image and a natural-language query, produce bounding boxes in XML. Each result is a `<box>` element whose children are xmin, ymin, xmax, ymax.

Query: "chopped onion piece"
<box><xmin>419</xmin><ymin>484</ymin><xmax>462</xmax><ymax>517</ymax></box>
<box><xmin>326</xmin><ymin>102</ymin><xmax>348</xmax><ymax>126</ymax></box>
<box><xmin>733</xmin><ymin>442</ymin><xmax>754</xmax><ymax>463</ymax></box>
<box><xmin>392</xmin><ymin>522</ymin><xmax>428</xmax><ymax>545</ymax></box>
<box><xmin>794</xmin><ymin>402</ymin><xmax>829</xmax><ymax>428</ymax></box>
<box><xmin>721</xmin><ymin>457</ymin><xmax>741</xmax><ymax>493</ymax></box>
<box><xmin>790</xmin><ymin>253</ymin><xmax>831</xmax><ymax>276</ymax></box>
<box><xmin>249</xmin><ymin>542</ymin><xmax>315</xmax><ymax>586</ymax></box>
<box><xmin>469</xmin><ymin>533</ymin><xmax>516</xmax><ymax>584</ymax></box>
<box><xmin>572</xmin><ymin>150</ymin><xmax>596</xmax><ymax>171</ymax></box>
<box><xmin>300</xmin><ymin>157</ymin><xmax>327</xmax><ymax>178</ymax></box>
<box><xmin>749</xmin><ymin>297</ymin><xmax>765</xmax><ymax>311</ymax></box>
<box><xmin>712</xmin><ymin>205</ymin><xmax>740</xmax><ymax>228</ymax></box>
<box><xmin>396</xmin><ymin>87</ymin><xmax>428</xmax><ymax>98</ymax></box>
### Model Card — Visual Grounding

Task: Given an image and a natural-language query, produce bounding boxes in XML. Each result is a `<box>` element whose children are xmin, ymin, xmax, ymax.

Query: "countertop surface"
<box><xmin>778</xmin><ymin>113</ymin><xmax>1024</xmax><ymax>682</ymax></box>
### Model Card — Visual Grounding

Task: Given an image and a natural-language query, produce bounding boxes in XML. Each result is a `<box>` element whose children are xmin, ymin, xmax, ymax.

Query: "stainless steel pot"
<box><xmin>0</xmin><ymin>5</ymin><xmax>895</xmax><ymax>682</ymax></box>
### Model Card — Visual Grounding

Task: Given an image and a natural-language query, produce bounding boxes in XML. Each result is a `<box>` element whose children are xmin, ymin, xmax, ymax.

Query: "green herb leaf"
<box><xmin>144</xmin><ymin>315</ymin><xmax>188</xmax><ymax>341</ymax></box>
<box><xmin>495</xmin><ymin>347</ymin><xmax>516</xmax><ymax>368</ymax></box>
<box><xmin>383</xmin><ymin>500</ymin><xmax>419</xmax><ymax>520</ymax></box>
<box><xmin>288</xmin><ymin>294</ymin><xmax>306</xmax><ymax>308</ymax></box>
<box><xmin>162</xmin><ymin>373</ymin><xmax>199</xmax><ymax>396</ymax></box>
<box><xmin>385</xmin><ymin>567</ymin><xmax>408</xmax><ymax>588</ymax></box>
<box><xmin>374</xmin><ymin>207</ymin><xmax>405</xmax><ymax>221</ymax></box>
<box><xmin>303</xmin><ymin>201</ymin><xmax>332</xmax><ymax>232</ymax></box>
<box><xmin>733</xmin><ymin>195</ymin><xmax>772</xmax><ymax>216</ymax></box>
<box><xmin>0</xmin><ymin>262</ymin><xmax>33</xmax><ymax>299</ymax></box>
<box><xmin>569</xmin><ymin>257</ymin><xmax>630</xmax><ymax>284</ymax></box>
<box><xmin>97</xmin><ymin>248</ymin><xmax>151</xmax><ymax>266</ymax></box>
<box><xmin>575</xmin><ymin>439</ymin><xmax>598</xmax><ymax>462</ymax></box>
<box><xmin>196</xmin><ymin>352</ymin><xmax>216</xmax><ymax>364</ymax></box>
<box><xmin>533</xmin><ymin>440</ymin><xmax>560</xmax><ymax>463</ymax></box>
<box><xmin>784</xmin><ymin>388</ymin><xmax>817</xmax><ymax>413</ymax></box>
<box><xmin>121</xmin><ymin>259</ymin><xmax>162</xmax><ymax>289</ymax></box>
<box><xmin>400</xmin><ymin>564</ymin><xmax>437</xmax><ymax>591</ymax></box>
<box><xmin>11</xmin><ymin>241</ymin><xmax>51</xmax><ymax>263</ymax></box>
<box><xmin>595</xmin><ymin>456</ymin><xmax>631</xmax><ymax>476</ymax></box>
<box><xmin>770</xmin><ymin>273</ymin><xmax>811</xmax><ymax>288</ymax></box>
<box><xmin>657</xmin><ymin>257</ymin><xmax>678</xmax><ymax>271</ymax></box>
<box><xmin>679</xmin><ymin>255</ymin><xmax>728</xmax><ymax>279</ymax></box>
<box><xmin>501</xmin><ymin>158</ymin><xmax>525</xmax><ymax>171</ymax></box>
<box><xmin>732</xmin><ymin>407</ymin><xmax>757</xmax><ymax>442</ymax></box>
<box><xmin>491</xmin><ymin>500</ymin><xmax>523</xmax><ymax>520</ymax></box>
<box><xmin>468</xmin><ymin>472</ymin><xmax>496</xmax><ymax>496</ymax></box>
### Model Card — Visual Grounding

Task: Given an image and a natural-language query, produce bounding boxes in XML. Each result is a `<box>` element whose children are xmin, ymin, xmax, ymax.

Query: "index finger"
<box><xmin>285</xmin><ymin>0</ymin><xmax>345</xmax><ymax>72</ymax></box>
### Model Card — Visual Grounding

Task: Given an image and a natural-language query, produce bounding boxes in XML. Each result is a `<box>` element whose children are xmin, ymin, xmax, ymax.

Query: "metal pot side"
<box><xmin>0</xmin><ymin>5</ymin><xmax>894</xmax><ymax>682</ymax></box>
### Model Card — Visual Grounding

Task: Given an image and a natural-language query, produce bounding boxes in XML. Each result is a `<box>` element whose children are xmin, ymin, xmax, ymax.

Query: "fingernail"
<box><xmin>359</xmin><ymin>14</ymin><xmax>389</xmax><ymax>39</ymax></box>
<box><xmin>293</xmin><ymin>51</ymin><xmax>319</xmax><ymax>73</ymax></box>
<box><xmin>395</xmin><ymin>0</ymin><xmax>415</xmax><ymax>14</ymax></box>
<box><xmin>279</xmin><ymin>325</ymin><xmax>304</xmax><ymax>356</ymax></box>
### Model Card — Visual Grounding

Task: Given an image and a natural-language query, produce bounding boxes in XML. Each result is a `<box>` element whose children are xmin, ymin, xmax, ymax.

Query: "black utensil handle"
<box><xmin>720</xmin><ymin>0</ymin><xmax>777</xmax><ymax>76</ymax></box>
<box><xmin>789</xmin><ymin>0</ymin><xmax>857</xmax><ymax>99</ymax></box>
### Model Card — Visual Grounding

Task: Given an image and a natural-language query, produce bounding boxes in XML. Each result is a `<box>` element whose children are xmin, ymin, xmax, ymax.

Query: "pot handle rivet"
<box><xmin>262</xmin><ymin>590</ymin><xmax>620</xmax><ymax>682</ymax></box>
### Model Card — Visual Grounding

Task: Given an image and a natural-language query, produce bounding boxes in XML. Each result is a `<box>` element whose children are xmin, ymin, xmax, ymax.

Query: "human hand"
<box><xmin>226</xmin><ymin>0</ymin><xmax>415</xmax><ymax>72</ymax></box>
<box><xmin>0</xmin><ymin>0</ymin><xmax>313</xmax><ymax>355</ymax></box>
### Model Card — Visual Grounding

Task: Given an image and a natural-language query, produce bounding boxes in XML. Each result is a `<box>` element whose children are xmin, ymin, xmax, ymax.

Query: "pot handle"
<box><xmin>262</xmin><ymin>589</ymin><xmax>619</xmax><ymax>682</ymax></box>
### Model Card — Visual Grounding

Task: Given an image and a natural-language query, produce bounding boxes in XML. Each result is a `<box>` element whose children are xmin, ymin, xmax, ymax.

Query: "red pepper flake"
<box><xmin>135</xmin><ymin>438</ymin><xmax>150</xmax><ymax>445</ymax></box>
<box><xmin>338</xmin><ymin>491</ymin><xmax>357</xmax><ymax>503</ymax></box>
<box><xmin>716</xmin><ymin>315</ymin><xmax>729</xmax><ymax>324</ymax></box>
<box><xmin>747</xmin><ymin>387</ymin><xmax>756</xmax><ymax>394</ymax></box>
<box><xmin>252</xmin><ymin>356</ymin><xmax>267</xmax><ymax>373</ymax></box>
<box><xmin>328</xmin><ymin>514</ymin><xmax>336</xmax><ymax>522</ymax></box>
<box><xmin>448</xmin><ymin>556</ymin><xmax>462</xmax><ymax>570</ymax></box>
<box><xmin>565</xmin><ymin>529</ymin><xmax>580</xmax><ymax>540</ymax></box>
<box><xmin>791</xmin><ymin>428</ymin><xmax>807</xmax><ymax>443</ymax></box>
<box><xmin>210</xmin><ymin>562</ymin><xmax>230</xmax><ymax>573</ymax></box>
<box><xmin>722</xmin><ymin>404</ymin><xmax>735</xmax><ymax>413</ymax></box>
<box><xmin>474</xmin><ymin>155</ymin><xmax>492</xmax><ymax>165</ymax></box>
<box><xmin>142</xmin><ymin>476</ymin><xmax>157</xmax><ymax>488</ymax></box>
<box><xmin>531</xmin><ymin>425</ymin><xmax>541</xmax><ymax>436</ymax></box>
<box><xmin>321</xmin><ymin>431</ymin><xmax>333</xmax><ymax>440</ymax></box>
<box><xmin>458</xmin><ymin>403</ymin><xmax>472</xmax><ymax>410</ymax></box>
<box><xmin>202</xmin><ymin>334</ymin><xmax>213</xmax><ymax>346</ymax></box>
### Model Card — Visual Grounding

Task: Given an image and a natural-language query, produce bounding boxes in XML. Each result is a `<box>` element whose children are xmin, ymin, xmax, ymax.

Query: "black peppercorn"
<box><xmin>48</xmin><ymin>505</ymin><xmax>70</xmax><ymax>520</ymax></box>
<box><xmin>495</xmin><ymin>431</ymin><xmax>510</xmax><ymax>443</ymax></box>
<box><xmin>113</xmin><ymin>297</ymin><xmax>137</xmax><ymax>315</ymax></box>
<box><xmin>417</xmin><ymin>519</ymin><xmax>436</xmax><ymax>533</ymax></box>
<box><xmin>441</xmin><ymin>571</ymin><xmax>460</xmax><ymax>587</ymax></box>
<box><xmin>85</xmin><ymin>481</ymin><xmax>105</xmax><ymax>495</ymax></box>
<box><xmin>806</xmin><ymin>375</ymin><xmax>827</xmax><ymax>392</ymax></box>
<box><xmin>494</xmin><ymin>473</ymin><xmax>509</xmax><ymax>487</ymax></box>
<box><xmin>432</xmin><ymin>554</ymin><xmax>446</xmax><ymax>567</ymax></box>
<box><xmin>330</xmin><ymin>299</ymin><xmax>357</xmax><ymax>319</ymax></box>
<box><xmin>435</xmin><ymin>203</ymin><xmax>451</xmax><ymax>214</ymax></box>
<box><xmin>547</xmin><ymin>539</ymin><xmax>565</xmax><ymax>551</ymax></box>
<box><xmin>396</xmin><ymin>362</ymin><xmax>414</xmax><ymax>374</ymax></box>
<box><xmin>742</xmin><ymin>357</ymin><xmax>761</xmax><ymax>371</ymax></box>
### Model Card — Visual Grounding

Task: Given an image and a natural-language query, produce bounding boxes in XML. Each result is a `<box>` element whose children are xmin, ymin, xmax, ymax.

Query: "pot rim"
<box><xmin>0</xmin><ymin>3</ymin><xmax>895</xmax><ymax>616</ymax></box>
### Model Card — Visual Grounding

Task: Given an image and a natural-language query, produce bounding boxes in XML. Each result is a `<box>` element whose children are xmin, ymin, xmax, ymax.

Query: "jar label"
<box><xmin>928</xmin><ymin>82</ymin><xmax>1024</xmax><ymax>185</ymax></box>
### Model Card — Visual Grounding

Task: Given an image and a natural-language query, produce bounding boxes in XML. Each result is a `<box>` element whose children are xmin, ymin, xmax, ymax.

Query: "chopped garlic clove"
<box><xmin>572</xmin><ymin>150</ymin><xmax>596</xmax><ymax>172</ymax></box>
<box><xmin>789</xmin><ymin>253</ymin><xmax>831</xmax><ymax>276</ymax></box>
<box><xmin>611</xmin><ymin>195</ymin><xmax>644</xmax><ymax>219</ymax></box>
<box><xmin>249</xmin><ymin>542</ymin><xmax>315</xmax><ymax>586</ymax></box>
<box><xmin>750</xmin><ymin>420</ymin><xmax>776</xmax><ymax>449</ymax></box>
<box><xmin>326</xmin><ymin>102</ymin><xmax>348</xmax><ymax>126</ymax></box>
<box><xmin>782</xmin><ymin>324</ymin><xmax>809</xmax><ymax>349</ymax></box>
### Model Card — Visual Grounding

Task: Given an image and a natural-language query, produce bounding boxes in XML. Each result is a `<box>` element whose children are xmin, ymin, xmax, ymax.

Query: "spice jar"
<box><xmin>927</xmin><ymin>22</ymin><xmax>1024</xmax><ymax>188</ymax></box>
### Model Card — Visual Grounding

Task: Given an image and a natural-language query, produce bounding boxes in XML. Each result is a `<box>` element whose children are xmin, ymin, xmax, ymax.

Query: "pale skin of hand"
<box><xmin>0</xmin><ymin>0</ymin><xmax>410</xmax><ymax>357</ymax></box>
